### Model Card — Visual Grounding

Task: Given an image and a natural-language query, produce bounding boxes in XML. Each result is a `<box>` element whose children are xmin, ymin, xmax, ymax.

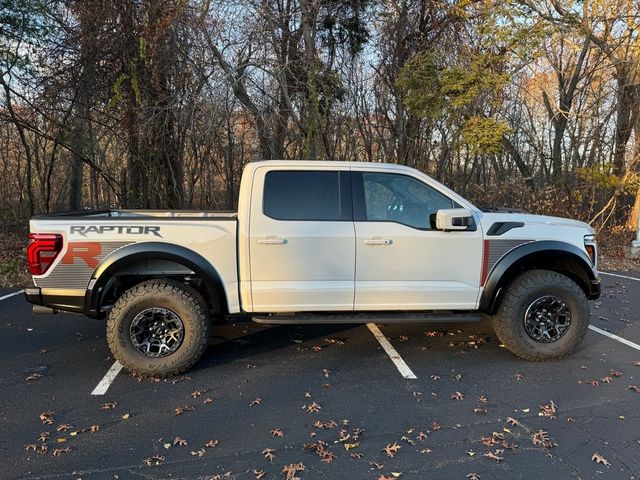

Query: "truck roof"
<box><xmin>247</xmin><ymin>160</ymin><xmax>419</xmax><ymax>171</ymax></box>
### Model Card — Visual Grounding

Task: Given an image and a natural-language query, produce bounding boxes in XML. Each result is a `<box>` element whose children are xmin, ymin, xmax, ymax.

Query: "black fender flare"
<box><xmin>84</xmin><ymin>242</ymin><xmax>226</xmax><ymax>318</ymax></box>
<box><xmin>479</xmin><ymin>240</ymin><xmax>599</xmax><ymax>314</ymax></box>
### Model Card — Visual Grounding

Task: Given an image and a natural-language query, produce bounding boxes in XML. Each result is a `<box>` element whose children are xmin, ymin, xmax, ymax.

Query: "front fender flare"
<box><xmin>479</xmin><ymin>240</ymin><xmax>599</xmax><ymax>314</ymax></box>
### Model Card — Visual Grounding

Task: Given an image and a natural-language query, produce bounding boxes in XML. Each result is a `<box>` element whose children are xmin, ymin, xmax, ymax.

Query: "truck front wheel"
<box><xmin>492</xmin><ymin>269</ymin><xmax>589</xmax><ymax>361</ymax></box>
<box><xmin>106</xmin><ymin>279</ymin><xmax>211</xmax><ymax>377</ymax></box>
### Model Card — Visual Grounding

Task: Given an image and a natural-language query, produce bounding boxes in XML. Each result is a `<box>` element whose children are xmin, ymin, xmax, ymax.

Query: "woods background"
<box><xmin>1</xmin><ymin>0</ymin><xmax>640</xmax><ymax>236</ymax></box>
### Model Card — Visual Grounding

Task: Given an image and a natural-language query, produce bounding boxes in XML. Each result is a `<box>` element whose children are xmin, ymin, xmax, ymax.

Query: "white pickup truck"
<box><xmin>25</xmin><ymin>161</ymin><xmax>600</xmax><ymax>376</ymax></box>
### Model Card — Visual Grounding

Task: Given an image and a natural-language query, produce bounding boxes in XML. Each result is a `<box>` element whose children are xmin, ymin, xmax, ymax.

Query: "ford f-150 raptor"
<box><xmin>25</xmin><ymin>161</ymin><xmax>601</xmax><ymax>376</ymax></box>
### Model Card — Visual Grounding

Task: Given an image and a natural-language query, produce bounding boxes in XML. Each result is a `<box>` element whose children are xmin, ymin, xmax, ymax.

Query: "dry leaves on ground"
<box><xmin>174</xmin><ymin>405</ymin><xmax>196</xmax><ymax>415</ymax></box>
<box><xmin>143</xmin><ymin>455</ymin><xmax>165</xmax><ymax>466</ymax></box>
<box><xmin>282</xmin><ymin>462</ymin><xmax>305</xmax><ymax>480</ymax></box>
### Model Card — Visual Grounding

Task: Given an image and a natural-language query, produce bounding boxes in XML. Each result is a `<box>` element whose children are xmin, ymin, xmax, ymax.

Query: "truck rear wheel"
<box><xmin>492</xmin><ymin>269</ymin><xmax>589</xmax><ymax>361</ymax></box>
<box><xmin>106</xmin><ymin>279</ymin><xmax>211</xmax><ymax>377</ymax></box>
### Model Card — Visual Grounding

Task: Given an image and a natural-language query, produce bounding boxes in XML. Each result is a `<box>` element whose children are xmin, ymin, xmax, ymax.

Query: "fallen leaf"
<box><xmin>250</xmin><ymin>398</ymin><xmax>262</xmax><ymax>406</ymax></box>
<box><xmin>506</xmin><ymin>417</ymin><xmax>521</xmax><ymax>427</ymax></box>
<box><xmin>26</xmin><ymin>373</ymin><xmax>43</xmax><ymax>381</ymax></box>
<box><xmin>467</xmin><ymin>474</ymin><xmax>480</xmax><ymax>480</ymax></box>
<box><xmin>56</xmin><ymin>424</ymin><xmax>72</xmax><ymax>432</ymax></box>
<box><xmin>473</xmin><ymin>406</ymin><xmax>487</xmax><ymax>414</ymax></box>
<box><xmin>592</xmin><ymin>452</ymin><xmax>610</xmax><ymax>466</ymax></box>
<box><xmin>538</xmin><ymin>401</ymin><xmax>557</xmax><ymax>418</ymax></box>
<box><xmin>174</xmin><ymin>405</ymin><xmax>196</xmax><ymax>415</ymax></box>
<box><xmin>282</xmin><ymin>462</ymin><xmax>304</xmax><ymax>479</ymax></box>
<box><xmin>143</xmin><ymin>455</ymin><xmax>165</xmax><ymax>466</ymax></box>
<box><xmin>191</xmin><ymin>390</ymin><xmax>202</xmax><ymax>398</ymax></box>
<box><xmin>451</xmin><ymin>391</ymin><xmax>464</xmax><ymax>401</ymax></box>
<box><xmin>191</xmin><ymin>448</ymin><xmax>206</xmax><ymax>457</ymax></box>
<box><xmin>100</xmin><ymin>402</ymin><xmax>116</xmax><ymax>409</ymax></box>
<box><xmin>174</xmin><ymin>437</ymin><xmax>188</xmax><ymax>446</ymax></box>
<box><xmin>321</xmin><ymin>451</ymin><xmax>335</xmax><ymax>463</ymax></box>
<box><xmin>531</xmin><ymin>430</ymin><xmax>555</xmax><ymax>448</ymax></box>
<box><xmin>514</xmin><ymin>373</ymin><xmax>524</xmax><ymax>381</ymax></box>
<box><xmin>251</xmin><ymin>469</ymin><xmax>266</xmax><ymax>479</ymax></box>
<box><xmin>39</xmin><ymin>412</ymin><xmax>55</xmax><ymax>425</ymax></box>
<box><xmin>205</xmin><ymin>439</ymin><xmax>219</xmax><ymax>448</ymax></box>
<box><xmin>351</xmin><ymin>452</ymin><xmax>364</xmax><ymax>459</ymax></box>
<box><xmin>313</xmin><ymin>419</ymin><xmax>338</xmax><ymax>429</ymax></box>
<box><xmin>371</xmin><ymin>461</ymin><xmax>384</xmax><ymax>470</ymax></box>
<box><xmin>306</xmin><ymin>401</ymin><xmax>321</xmax><ymax>413</ymax></box>
<box><xmin>430</xmin><ymin>421</ymin><xmax>441</xmax><ymax>431</ymax></box>
<box><xmin>628</xmin><ymin>385</ymin><xmax>640</xmax><ymax>393</ymax></box>
<box><xmin>417</xmin><ymin>431</ymin><xmax>427</xmax><ymax>441</ymax></box>
<box><xmin>52</xmin><ymin>447</ymin><xmax>71</xmax><ymax>457</ymax></box>
<box><xmin>262</xmin><ymin>448</ymin><xmax>276</xmax><ymax>461</ymax></box>
<box><xmin>483</xmin><ymin>449</ymin><xmax>504</xmax><ymax>462</ymax></box>
<box><xmin>271</xmin><ymin>428</ymin><xmax>284</xmax><ymax>437</ymax></box>
<box><xmin>382</xmin><ymin>442</ymin><xmax>401</xmax><ymax>458</ymax></box>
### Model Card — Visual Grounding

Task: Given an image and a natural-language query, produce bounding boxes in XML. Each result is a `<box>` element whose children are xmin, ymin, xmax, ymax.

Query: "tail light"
<box><xmin>27</xmin><ymin>233</ymin><xmax>63</xmax><ymax>275</ymax></box>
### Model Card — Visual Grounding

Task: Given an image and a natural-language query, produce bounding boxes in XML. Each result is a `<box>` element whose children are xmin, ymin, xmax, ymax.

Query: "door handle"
<box><xmin>363</xmin><ymin>238</ymin><xmax>393</xmax><ymax>246</ymax></box>
<box><xmin>257</xmin><ymin>237</ymin><xmax>287</xmax><ymax>245</ymax></box>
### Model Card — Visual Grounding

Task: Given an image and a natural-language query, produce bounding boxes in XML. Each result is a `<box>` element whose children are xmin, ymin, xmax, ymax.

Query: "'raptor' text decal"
<box><xmin>70</xmin><ymin>225</ymin><xmax>162</xmax><ymax>238</ymax></box>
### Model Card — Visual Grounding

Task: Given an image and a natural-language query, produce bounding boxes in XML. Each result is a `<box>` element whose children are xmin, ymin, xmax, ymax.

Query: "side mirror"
<box><xmin>435</xmin><ymin>208</ymin><xmax>474</xmax><ymax>231</ymax></box>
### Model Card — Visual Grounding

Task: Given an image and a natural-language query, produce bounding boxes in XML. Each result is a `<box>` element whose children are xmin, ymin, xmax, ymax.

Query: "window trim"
<box><xmin>351</xmin><ymin>171</ymin><xmax>473</xmax><ymax>231</ymax></box>
<box><xmin>262</xmin><ymin>170</ymin><xmax>353</xmax><ymax>222</ymax></box>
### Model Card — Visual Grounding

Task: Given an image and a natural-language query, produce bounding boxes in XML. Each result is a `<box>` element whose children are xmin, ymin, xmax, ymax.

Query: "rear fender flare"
<box><xmin>85</xmin><ymin>242</ymin><xmax>226</xmax><ymax>318</ymax></box>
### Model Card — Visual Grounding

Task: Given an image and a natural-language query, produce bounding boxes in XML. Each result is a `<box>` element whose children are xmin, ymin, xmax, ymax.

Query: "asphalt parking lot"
<box><xmin>1</xmin><ymin>273</ymin><xmax>640</xmax><ymax>480</ymax></box>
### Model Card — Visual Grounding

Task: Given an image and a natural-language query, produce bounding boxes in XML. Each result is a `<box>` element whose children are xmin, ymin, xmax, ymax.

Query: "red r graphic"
<box><xmin>62</xmin><ymin>242</ymin><xmax>102</xmax><ymax>268</ymax></box>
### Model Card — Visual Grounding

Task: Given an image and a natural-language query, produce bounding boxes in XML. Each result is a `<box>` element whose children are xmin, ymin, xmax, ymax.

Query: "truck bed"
<box><xmin>28</xmin><ymin>208</ymin><xmax>241</xmax><ymax>313</ymax></box>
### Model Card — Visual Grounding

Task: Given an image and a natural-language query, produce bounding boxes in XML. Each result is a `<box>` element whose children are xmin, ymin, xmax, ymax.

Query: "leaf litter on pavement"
<box><xmin>22</xmin><ymin>310</ymin><xmax>640</xmax><ymax>476</ymax></box>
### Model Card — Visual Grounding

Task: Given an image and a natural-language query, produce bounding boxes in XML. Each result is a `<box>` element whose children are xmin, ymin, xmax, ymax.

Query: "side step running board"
<box><xmin>252</xmin><ymin>312</ymin><xmax>483</xmax><ymax>325</ymax></box>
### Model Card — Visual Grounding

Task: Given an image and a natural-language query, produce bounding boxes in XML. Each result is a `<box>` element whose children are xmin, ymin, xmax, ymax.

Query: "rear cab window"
<box><xmin>263</xmin><ymin>170</ymin><xmax>351</xmax><ymax>221</ymax></box>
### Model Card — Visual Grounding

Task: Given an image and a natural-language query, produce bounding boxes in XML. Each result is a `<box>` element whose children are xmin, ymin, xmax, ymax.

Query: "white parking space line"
<box><xmin>367</xmin><ymin>323</ymin><xmax>417</xmax><ymax>380</ymax></box>
<box><xmin>589</xmin><ymin>325</ymin><xmax>640</xmax><ymax>352</ymax></box>
<box><xmin>600</xmin><ymin>271</ymin><xmax>640</xmax><ymax>282</ymax></box>
<box><xmin>91</xmin><ymin>361</ymin><xmax>123</xmax><ymax>395</ymax></box>
<box><xmin>0</xmin><ymin>289</ymin><xmax>25</xmax><ymax>302</ymax></box>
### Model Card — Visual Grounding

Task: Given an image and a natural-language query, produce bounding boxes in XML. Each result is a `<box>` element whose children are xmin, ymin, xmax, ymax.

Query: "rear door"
<box><xmin>352</xmin><ymin>170</ymin><xmax>483</xmax><ymax>310</ymax></box>
<box><xmin>248</xmin><ymin>167</ymin><xmax>355</xmax><ymax>312</ymax></box>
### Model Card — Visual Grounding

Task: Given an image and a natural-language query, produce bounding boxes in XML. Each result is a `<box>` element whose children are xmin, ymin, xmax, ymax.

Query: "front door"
<box><xmin>352</xmin><ymin>170</ymin><xmax>483</xmax><ymax>310</ymax></box>
<box><xmin>249</xmin><ymin>168</ymin><xmax>355</xmax><ymax>312</ymax></box>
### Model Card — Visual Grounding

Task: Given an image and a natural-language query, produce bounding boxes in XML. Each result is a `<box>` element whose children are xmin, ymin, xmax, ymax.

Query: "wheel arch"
<box><xmin>85</xmin><ymin>242</ymin><xmax>228</xmax><ymax>318</ymax></box>
<box><xmin>479</xmin><ymin>240</ymin><xmax>599</xmax><ymax>315</ymax></box>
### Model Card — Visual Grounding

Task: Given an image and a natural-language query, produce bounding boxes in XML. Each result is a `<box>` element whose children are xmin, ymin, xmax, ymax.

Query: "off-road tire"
<box><xmin>106</xmin><ymin>279</ymin><xmax>211</xmax><ymax>377</ymax></box>
<box><xmin>492</xmin><ymin>269</ymin><xmax>589</xmax><ymax>361</ymax></box>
